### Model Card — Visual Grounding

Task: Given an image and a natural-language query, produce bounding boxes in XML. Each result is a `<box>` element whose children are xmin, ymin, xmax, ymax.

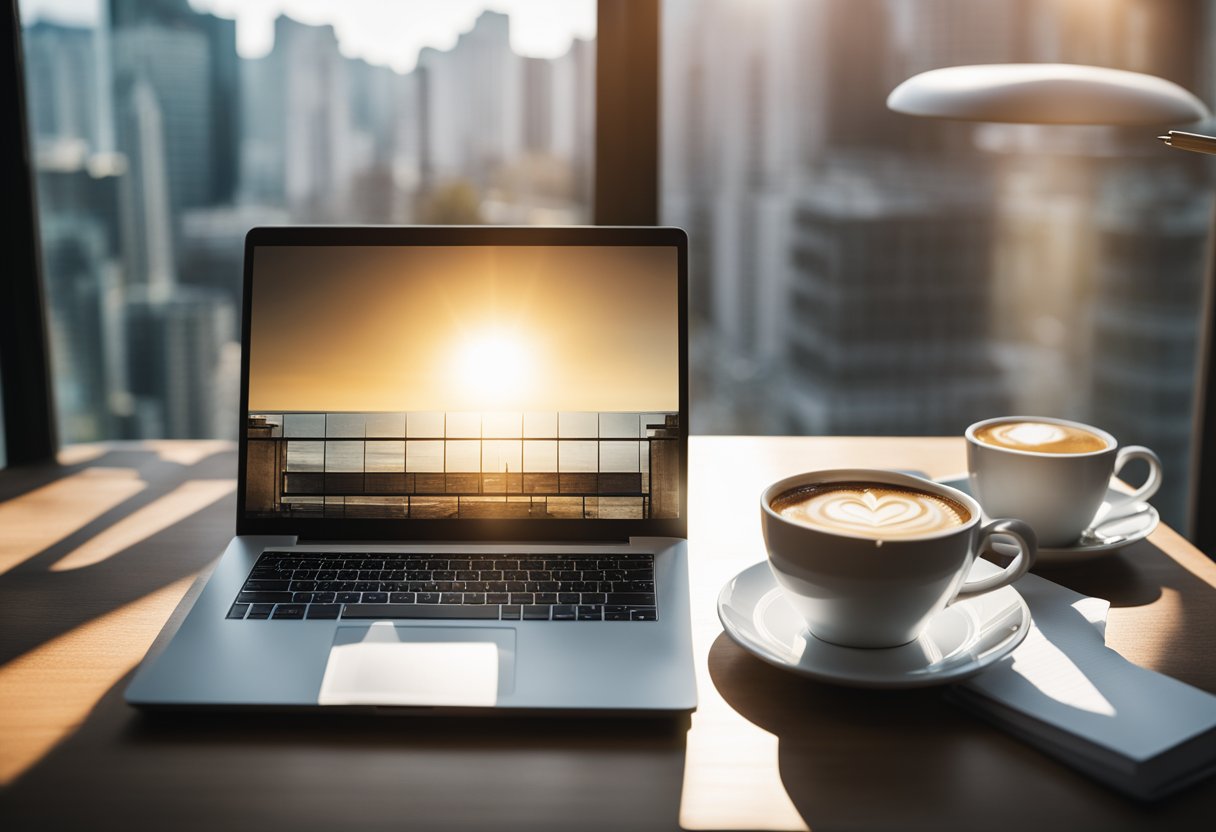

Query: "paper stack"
<box><xmin>950</xmin><ymin>572</ymin><xmax>1216</xmax><ymax>800</ymax></box>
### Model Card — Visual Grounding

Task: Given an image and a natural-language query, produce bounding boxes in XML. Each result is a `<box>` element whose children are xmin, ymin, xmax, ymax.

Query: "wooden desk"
<box><xmin>0</xmin><ymin>437</ymin><xmax>1213</xmax><ymax>830</ymax></box>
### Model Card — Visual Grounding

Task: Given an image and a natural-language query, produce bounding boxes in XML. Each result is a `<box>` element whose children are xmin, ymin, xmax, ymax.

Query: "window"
<box><xmin>18</xmin><ymin>0</ymin><xmax>596</xmax><ymax>442</ymax></box>
<box><xmin>662</xmin><ymin>0</ymin><xmax>1216</xmax><ymax>531</ymax></box>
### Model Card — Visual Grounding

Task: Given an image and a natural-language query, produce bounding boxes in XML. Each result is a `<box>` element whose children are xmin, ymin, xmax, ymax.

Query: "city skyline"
<box><xmin>20</xmin><ymin>0</ymin><xmax>1216</xmax><ymax>534</ymax></box>
<box><xmin>19</xmin><ymin>0</ymin><xmax>596</xmax><ymax>72</ymax></box>
<box><xmin>248</xmin><ymin>246</ymin><xmax>679</xmax><ymax>413</ymax></box>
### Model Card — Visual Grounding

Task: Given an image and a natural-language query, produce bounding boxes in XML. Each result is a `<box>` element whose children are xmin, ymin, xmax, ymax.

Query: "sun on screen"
<box><xmin>449</xmin><ymin>327</ymin><xmax>536</xmax><ymax>407</ymax></box>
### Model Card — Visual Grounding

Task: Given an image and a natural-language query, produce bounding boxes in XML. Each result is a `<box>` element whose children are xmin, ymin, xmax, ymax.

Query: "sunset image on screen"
<box><xmin>244</xmin><ymin>245</ymin><xmax>681</xmax><ymax>521</ymax></box>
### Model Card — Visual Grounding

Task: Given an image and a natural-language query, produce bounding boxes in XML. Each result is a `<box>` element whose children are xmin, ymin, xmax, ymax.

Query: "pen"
<box><xmin>1157</xmin><ymin>130</ymin><xmax>1216</xmax><ymax>156</ymax></box>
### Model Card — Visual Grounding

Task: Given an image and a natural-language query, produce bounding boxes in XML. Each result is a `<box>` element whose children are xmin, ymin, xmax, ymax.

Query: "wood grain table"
<box><xmin>0</xmin><ymin>437</ymin><xmax>1213</xmax><ymax>831</ymax></box>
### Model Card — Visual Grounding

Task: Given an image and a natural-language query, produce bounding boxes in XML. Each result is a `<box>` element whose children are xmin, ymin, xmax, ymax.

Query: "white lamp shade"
<box><xmin>887</xmin><ymin>63</ymin><xmax>1209</xmax><ymax>126</ymax></box>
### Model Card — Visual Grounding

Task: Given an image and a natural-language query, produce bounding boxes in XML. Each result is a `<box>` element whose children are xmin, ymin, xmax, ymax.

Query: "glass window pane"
<box><xmin>446</xmin><ymin>412</ymin><xmax>482</xmax><ymax>438</ymax></box>
<box><xmin>286</xmin><ymin>440</ymin><xmax>323</xmax><ymax>471</ymax></box>
<box><xmin>559</xmin><ymin>439</ymin><xmax>597</xmax><ymax>472</ymax></box>
<box><xmin>284</xmin><ymin>413</ymin><xmax>324</xmax><ymax>437</ymax></box>
<box><xmin>524</xmin><ymin>411</ymin><xmax>557</xmax><ymax>438</ymax></box>
<box><xmin>445</xmin><ymin>439</ymin><xmax>480</xmax><ymax>472</ymax></box>
<box><xmin>600</xmin><ymin>440</ymin><xmax>639</xmax><ymax>472</ymax></box>
<box><xmin>407</xmin><ymin>411</ymin><xmax>444</xmax><ymax>438</ymax></box>
<box><xmin>366</xmin><ymin>440</ymin><xmax>404</xmax><ymax>471</ymax></box>
<box><xmin>483</xmin><ymin>439</ymin><xmax>522</xmax><ymax>473</ymax></box>
<box><xmin>559</xmin><ymin>411</ymin><xmax>597</xmax><ymax>438</ymax></box>
<box><xmin>364</xmin><ymin>412</ymin><xmax>405</xmax><ymax>437</ymax></box>
<box><xmin>407</xmin><ymin>439</ymin><xmax>443</xmax><ymax>472</ymax></box>
<box><xmin>600</xmin><ymin>412</ymin><xmax>640</xmax><ymax>438</ymax></box>
<box><xmin>661</xmin><ymin>0</ymin><xmax>1212</xmax><ymax>531</ymax></box>
<box><xmin>19</xmin><ymin>3</ymin><xmax>596</xmax><ymax>444</ymax></box>
<box><xmin>326</xmin><ymin>413</ymin><xmax>366</xmax><ymax>437</ymax></box>
<box><xmin>523</xmin><ymin>439</ymin><xmax>557</xmax><ymax>471</ymax></box>
<box><xmin>325</xmin><ymin>440</ymin><xmax>363</xmax><ymax>472</ymax></box>
<box><xmin>483</xmin><ymin>411</ymin><xmax>523</xmax><ymax>438</ymax></box>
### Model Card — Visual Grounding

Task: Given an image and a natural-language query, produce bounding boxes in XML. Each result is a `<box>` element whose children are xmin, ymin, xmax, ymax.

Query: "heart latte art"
<box><xmin>772</xmin><ymin>483</ymin><xmax>971</xmax><ymax>539</ymax></box>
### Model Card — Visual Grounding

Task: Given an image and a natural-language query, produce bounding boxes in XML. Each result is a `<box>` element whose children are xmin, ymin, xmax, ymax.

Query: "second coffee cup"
<box><xmin>966</xmin><ymin>416</ymin><xmax>1162</xmax><ymax>548</ymax></box>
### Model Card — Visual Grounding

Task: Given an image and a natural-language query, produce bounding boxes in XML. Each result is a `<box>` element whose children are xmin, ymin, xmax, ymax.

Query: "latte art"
<box><xmin>974</xmin><ymin>420</ymin><xmax>1108</xmax><ymax>454</ymax></box>
<box><xmin>772</xmin><ymin>483</ymin><xmax>970</xmax><ymax>539</ymax></box>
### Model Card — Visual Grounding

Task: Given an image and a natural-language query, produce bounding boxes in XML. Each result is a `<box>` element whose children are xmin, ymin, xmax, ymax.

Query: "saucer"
<box><xmin>717</xmin><ymin>561</ymin><xmax>1031</xmax><ymax>689</ymax></box>
<box><xmin>936</xmin><ymin>475</ymin><xmax>1159</xmax><ymax>565</ymax></box>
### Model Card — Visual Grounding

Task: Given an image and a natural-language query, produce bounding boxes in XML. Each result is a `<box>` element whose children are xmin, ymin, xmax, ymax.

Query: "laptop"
<box><xmin>126</xmin><ymin>226</ymin><xmax>697</xmax><ymax>714</ymax></box>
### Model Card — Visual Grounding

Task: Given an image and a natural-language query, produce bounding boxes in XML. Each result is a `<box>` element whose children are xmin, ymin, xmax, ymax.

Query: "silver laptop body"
<box><xmin>127</xmin><ymin>226</ymin><xmax>696</xmax><ymax>714</ymax></box>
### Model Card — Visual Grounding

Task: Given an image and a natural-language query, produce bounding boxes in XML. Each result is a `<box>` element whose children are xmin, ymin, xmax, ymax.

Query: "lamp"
<box><xmin>888</xmin><ymin>63</ymin><xmax>1209</xmax><ymax>125</ymax></box>
<box><xmin>886</xmin><ymin>63</ymin><xmax>1216</xmax><ymax>552</ymax></box>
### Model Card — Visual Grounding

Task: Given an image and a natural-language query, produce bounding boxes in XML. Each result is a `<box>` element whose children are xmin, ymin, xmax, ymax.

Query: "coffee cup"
<box><xmin>966</xmin><ymin>416</ymin><xmax>1162</xmax><ymax>548</ymax></box>
<box><xmin>760</xmin><ymin>469</ymin><xmax>1036</xmax><ymax>649</ymax></box>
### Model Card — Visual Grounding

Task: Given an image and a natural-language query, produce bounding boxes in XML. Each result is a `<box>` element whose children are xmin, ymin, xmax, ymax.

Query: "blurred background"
<box><xmin>15</xmin><ymin>0</ymin><xmax>1216</xmax><ymax>533</ymax></box>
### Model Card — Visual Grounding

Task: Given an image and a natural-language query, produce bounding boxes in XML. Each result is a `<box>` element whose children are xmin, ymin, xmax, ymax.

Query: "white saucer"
<box><xmin>717</xmin><ymin>561</ymin><xmax>1031</xmax><ymax>689</ymax></box>
<box><xmin>937</xmin><ymin>475</ymin><xmax>1159</xmax><ymax>565</ymax></box>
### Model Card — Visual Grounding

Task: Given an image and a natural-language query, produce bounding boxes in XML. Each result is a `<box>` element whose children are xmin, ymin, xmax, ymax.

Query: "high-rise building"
<box><xmin>120</xmin><ymin>75</ymin><xmax>176</xmax><ymax>294</ymax></box>
<box><xmin>417</xmin><ymin>11</ymin><xmax>523</xmax><ymax>186</ymax></box>
<box><xmin>549</xmin><ymin>37</ymin><xmax>594</xmax><ymax>209</ymax></box>
<box><xmin>110</xmin><ymin>0</ymin><xmax>240</xmax><ymax>205</ymax></box>
<box><xmin>34</xmin><ymin>145</ymin><xmax>131</xmax><ymax>441</ymax></box>
<box><xmin>271</xmin><ymin>16</ymin><xmax>356</xmax><ymax>220</ymax></box>
<box><xmin>786</xmin><ymin>156</ymin><xmax>1010</xmax><ymax>435</ymax></box>
<box><xmin>125</xmin><ymin>285</ymin><xmax>237</xmax><ymax>438</ymax></box>
<box><xmin>238</xmin><ymin>52</ymin><xmax>287</xmax><ymax>205</ymax></box>
<box><xmin>662</xmin><ymin>0</ymin><xmax>812</xmax><ymax>432</ymax></box>
<box><xmin>22</xmin><ymin>20</ymin><xmax>99</xmax><ymax>147</ymax></box>
<box><xmin>1089</xmin><ymin>163</ymin><xmax>1213</xmax><ymax>531</ymax></box>
<box><xmin>111</xmin><ymin>23</ymin><xmax>212</xmax><ymax>215</ymax></box>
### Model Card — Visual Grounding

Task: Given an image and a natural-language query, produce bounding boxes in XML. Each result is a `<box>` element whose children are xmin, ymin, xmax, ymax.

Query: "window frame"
<box><xmin>2</xmin><ymin>0</ymin><xmax>56</xmax><ymax>464</ymax></box>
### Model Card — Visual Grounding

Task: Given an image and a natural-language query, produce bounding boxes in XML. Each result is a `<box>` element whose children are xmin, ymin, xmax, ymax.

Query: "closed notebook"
<box><xmin>948</xmin><ymin>570</ymin><xmax>1216</xmax><ymax>800</ymax></box>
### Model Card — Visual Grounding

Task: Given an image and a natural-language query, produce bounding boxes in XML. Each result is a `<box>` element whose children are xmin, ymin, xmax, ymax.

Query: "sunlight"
<box><xmin>51</xmin><ymin>479</ymin><xmax>236</xmax><ymax>572</ymax></box>
<box><xmin>449</xmin><ymin>328</ymin><xmax>535</xmax><ymax>408</ymax></box>
<box><xmin>0</xmin><ymin>576</ymin><xmax>195</xmax><ymax>785</ymax></box>
<box><xmin>0</xmin><ymin>468</ymin><xmax>146</xmax><ymax>576</ymax></box>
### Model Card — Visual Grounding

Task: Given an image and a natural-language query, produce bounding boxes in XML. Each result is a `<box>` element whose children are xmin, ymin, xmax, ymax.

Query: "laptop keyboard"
<box><xmin>226</xmin><ymin>551</ymin><xmax>658</xmax><ymax>622</ymax></box>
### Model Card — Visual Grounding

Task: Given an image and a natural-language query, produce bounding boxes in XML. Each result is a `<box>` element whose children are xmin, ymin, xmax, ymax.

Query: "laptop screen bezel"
<box><xmin>235</xmin><ymin>225</ymin><xmax>689</xmax><ymax>541</ymax></box>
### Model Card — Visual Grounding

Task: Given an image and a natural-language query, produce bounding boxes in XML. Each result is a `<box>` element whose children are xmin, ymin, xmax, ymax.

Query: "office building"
<box><xmin>125</xmin><ymin>285</ymin><xmax>238</xmax><ymax>439</ymax></box>
<box><xmin>1089</xmin><ymin>163</ymin><xmax>1213</xmax><ymax>530</ymax></box>
<box><xmin>786</xmin><ymin>156</ymin><xmax>1010</xmax><ymax>435</ymax></box>
<box><xmin>417</xmin><ymin>11</ymin><xmax>522</xmax><ymax>187</ymax></box>
<box><xmin>22</xmin><ymin>20</ymin><xmax>100</xmax><ymax>148</ymax></box>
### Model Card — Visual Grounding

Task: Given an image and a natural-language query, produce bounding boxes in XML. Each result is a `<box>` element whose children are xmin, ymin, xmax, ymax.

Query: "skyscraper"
<box><xmin>417</xmin><ymin>11</ymin><xmax>523</xmax><ymax>186</ymax></box>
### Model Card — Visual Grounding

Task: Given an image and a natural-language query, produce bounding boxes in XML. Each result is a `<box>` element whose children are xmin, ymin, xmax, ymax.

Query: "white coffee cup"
<box><xmin>966</xmin><ymin>416</ymin><xmax>1162</xmax><ymax>548</ymax></box>
<box><xmin>760</xmin><ymin>469</ymin><xmax>1036</xmax><ymax>649</ymax></box>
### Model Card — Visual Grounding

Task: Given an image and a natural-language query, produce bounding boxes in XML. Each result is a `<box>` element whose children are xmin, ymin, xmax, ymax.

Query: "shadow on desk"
<box><xmin>708</xmin><ymin>631</ymin><xmax>1214</xmax><ymax>832</ymax></box>
<box><xmin>0</xmin><ymin>445</ymin><xmax>238</xmax><ymax>667</ymax></box>
<box><xmin>1034</xmin><ymin>540</ymin><xmax>1216</xmax><ymax>690</ymax></box>
<box><xmin>0</xmin><ymin>671</ymin><xmax>689</xmax><ymax>832</ymax></box>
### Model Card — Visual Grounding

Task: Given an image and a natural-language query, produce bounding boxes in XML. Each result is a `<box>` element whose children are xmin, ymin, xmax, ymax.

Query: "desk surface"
<box><xmin>0</xmin><ymin>437</ymin><xmax>1213</xmax><ymax>831</ymax></box>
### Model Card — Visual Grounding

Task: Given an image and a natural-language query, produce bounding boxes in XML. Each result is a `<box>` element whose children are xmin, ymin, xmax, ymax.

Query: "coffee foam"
<box><xmin>975</xmin><ymin>420</ymin><xmax>1108</xmax><ymax>454</ymax></box>
<box><xmin>772</xmin><ymin>483</ymin><xmax>970</xmax><ymax>540</ymax></box>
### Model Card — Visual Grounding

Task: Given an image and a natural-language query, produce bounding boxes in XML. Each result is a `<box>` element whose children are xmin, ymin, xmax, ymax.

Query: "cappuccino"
<box><xmin>771</xmin><ymin>482</ymin><xmax>970</xmax><ymax>540</ymax></box>
<box><xmin>974</xmin><ymin>420</ymin><xmax>1108</xmax><ymax>454</ymax></box>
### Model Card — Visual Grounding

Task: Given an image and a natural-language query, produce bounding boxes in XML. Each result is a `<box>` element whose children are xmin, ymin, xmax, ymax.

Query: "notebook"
<box><xmin>950</xmin><ymin>570</ymin><xmax>1216</xmax><ymax>800</ymax></box>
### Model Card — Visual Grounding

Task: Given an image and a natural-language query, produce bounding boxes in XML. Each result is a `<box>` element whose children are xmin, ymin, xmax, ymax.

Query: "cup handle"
<box><xmin>1101</xmin><ymin>445</ymin><xmax>1162</xmax><ymax>522</ymax></box>
<box><xmin>952</xmin><ymin>519</ymin><xmax>1037</xmax><ymax>601</ymax></box>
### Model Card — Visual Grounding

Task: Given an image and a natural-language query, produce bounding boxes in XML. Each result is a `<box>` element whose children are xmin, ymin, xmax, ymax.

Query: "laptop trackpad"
<box><xmin>318</xmin><ymin>622</ymin><xmax>515</xmax><ymax>707</ymax></box>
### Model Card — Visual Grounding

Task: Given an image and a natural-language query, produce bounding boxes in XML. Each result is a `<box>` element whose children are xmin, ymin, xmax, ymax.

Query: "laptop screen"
<box><xmin>241</xmin><ymin>238</ymin><xmax>683</xmax><ymax>529</ymax></box>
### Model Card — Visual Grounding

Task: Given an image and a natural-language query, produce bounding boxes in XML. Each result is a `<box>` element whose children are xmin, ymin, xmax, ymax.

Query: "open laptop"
<box><xmin>126</xmin><ymin>226</ymin><xmax>696</xmax><ymax>714</ymax></box>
